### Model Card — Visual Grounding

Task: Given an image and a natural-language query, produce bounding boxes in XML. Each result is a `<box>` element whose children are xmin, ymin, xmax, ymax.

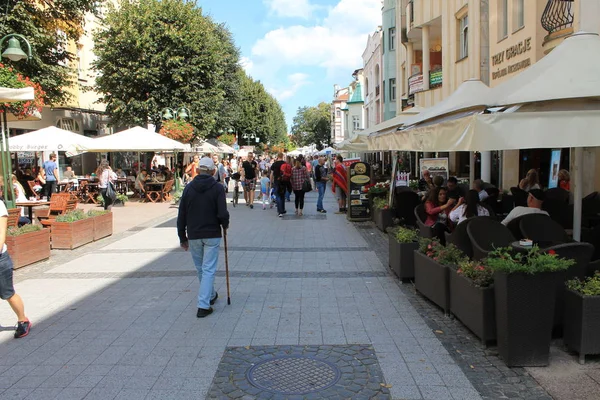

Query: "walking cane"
<box><xmin>223</xmin><ymin>228</ymin><xmax>231</xmax><ymax>305</ymax></box>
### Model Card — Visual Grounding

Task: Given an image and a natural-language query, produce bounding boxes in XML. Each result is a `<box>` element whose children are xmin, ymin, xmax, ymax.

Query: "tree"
<box><xmin>0</xmin><ymin>0</ymin><xmax>98</xmax><ymax>104</ymax></box>
<box><xmin>290</xmin><ymin>102</ymin><xmax>331</xmax><ymax>150</ymax></box>
<box><xmin>93</xmin><ymin>0</ymin><xmax>241</xmax><ymax>139</ymax></box>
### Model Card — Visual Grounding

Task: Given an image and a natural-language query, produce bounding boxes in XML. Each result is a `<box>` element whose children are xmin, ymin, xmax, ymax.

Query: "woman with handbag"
<box><xmin>97</xmin><ymin>160</ymin><xmax>118</xmax><ymax>210</ymax></box>
<box><xmin>291</xmin><ymin>158</ymin><xmax>310</xmax><ymax>216</ymax></box>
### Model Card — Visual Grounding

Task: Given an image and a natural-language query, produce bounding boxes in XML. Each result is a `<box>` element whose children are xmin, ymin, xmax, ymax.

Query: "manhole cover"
<box><xmin>247</xmin><ymin>356</ymin><xmax>341</xmax><ymax>395</ymax></box>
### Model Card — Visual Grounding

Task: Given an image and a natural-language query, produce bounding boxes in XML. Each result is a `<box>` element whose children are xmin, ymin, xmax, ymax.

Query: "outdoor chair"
<box><xmin>483</xmin><ymin>187</ymin><xmax>502</xmax><ymax>216</ymax></box>
<box><xmin>467</xmin><ymin>218</ymin><xmax>515</xmax><ymax>261</ymax></box>
<box><xmin>543</xmin><ymin>198</ymin><xmax>573</xmax><ymax>229</ymax></box>
<box><xmin>394</xmin><ymin>189</ymin><xmax>420</xmax><ymax>226</ymax></box>
<box><xmin>414</xmin><ymin>204</ymin><xmax>434</xmax><ymax>239</ymax></box>
<box><xmin>161</xmin><ymin>180</ymin><xmax>175</xmax><ymax>201</ymax></box>
<box><xmin>519</xmin><ymin>213</ymin><xmax>570</xmax><ymax>244</ymax></box>
<box><xmin>582</xmin><ymin>225</ymin><xmax>600</xmax><ymax>261</ymax></box>
<box><xmin>445</xmin><ymin>216</ymin><xmax>496</xmax><ymax>259</ymax></box>
<box><xmin>38</xmin><ymin>193</ymin><xmax>71</xmax><ymax>226</ymax></box>
<box><xmin>510</xmin><ymin>187</ymin><xmax>528</xmax><ymax>207</ymax></box>
<box><xmin>545</xmin><ymin>187</ymin><xmax>569</xmax><ymax>203</ymax></box>
<box><xmin>506</xmin><ymin>216</ymin><xmax>527</xmax><ymax>240</ymax></box>
<box><xmin>27</xmin><ymin>181</ymin><xmax>40</xmax><ymax>200</ymax></box>
<box><xmin>6</xmin><ymin>208</ymin><xmax>20</xmax><ymax>228</ymax></box>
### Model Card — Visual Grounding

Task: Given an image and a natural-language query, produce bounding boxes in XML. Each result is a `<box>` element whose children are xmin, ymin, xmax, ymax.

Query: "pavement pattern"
<box><xmin>0</xmin><ymin>189</ymin><xmax>559</xmax><ymax>399</ymax></box>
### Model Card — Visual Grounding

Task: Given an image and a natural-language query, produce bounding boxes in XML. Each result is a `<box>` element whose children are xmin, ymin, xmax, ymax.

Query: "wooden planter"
<box><xmin>414</xmin><ymin>251</ymin><xmax>450</xmax><ymax>313</ymax></box>
<box><xmin>373</xmin><ymin>208</ymin><xmax>393</xmax><ymax>232</ymax></box>
<box><xmin>93</xmin><ymin>212</ymin><xmax>113</xmax><ymax>241</ymax></box>
<box><xmin>563</xmin><ymin>289</ymin><xmax>600</xmax><ymax>364</ymax></box>
<box><xmin>388</xmin><ymin>237</ymin><xmax>418</xmax><ymax>280</ymax></box>
<box><xmin>51</xmin><ymin>218</ymin><xmax>95</xmax><ymax>249</ymax></box>
<box><xmin>494</xmin><ymin>271</ymin><xmax>557</xmax><ymax>367</ymax></box>
<box><xmin>450</xmin><ymin>270</ymin><xmax>496</xmax><ymax>344</ymax></box>
<box><xmin>6</xmin><ymin>228</ymin><xmax>51</xmax><ymax>269</ymax></box>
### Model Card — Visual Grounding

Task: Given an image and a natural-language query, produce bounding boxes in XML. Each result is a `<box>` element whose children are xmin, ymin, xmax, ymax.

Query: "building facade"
<box><xmin>331</xmin><ymin>85</ymin><xmax>349</xmax><ymax>144</ymax></box>
<box><xmin>344</xmin><ymin>69</ymin><xmax>365</xmax><ymax>139</ymax></box>
<box><xmin>382</xmin><ymin>0</ymin><xmax>398</xmax><ymax>121</ymax></box>
<box><xmin>362</xmin><ymin>28</ymin><xmax>383</xmax><ymax>129</ymax></box>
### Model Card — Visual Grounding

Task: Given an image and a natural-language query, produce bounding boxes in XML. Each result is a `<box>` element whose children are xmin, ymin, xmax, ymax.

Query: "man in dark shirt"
<box><xmin>270</xmin><ymin>152</ymin><xmax>286</xmax><ymax>217</ymax></box>
<box><xmin>241</xmin><ymin>152</ymin><xmax>259</xmax><ymax>209</ymax></box>
<box><xmin>314</xmin><ymin>157</ymin><xmax>328</xmax><ymax>213</ymax></box>
<box><xmin>446</xmin><ymin>176</ymin><xmax>465</xmax><ymax>201</ymax></box>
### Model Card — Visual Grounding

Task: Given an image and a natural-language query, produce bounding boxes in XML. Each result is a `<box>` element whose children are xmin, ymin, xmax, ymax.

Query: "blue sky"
<box><xmin>197</xmin><ymin>0</ymin><xmax>382</xmax><ymax>130</ymax></box>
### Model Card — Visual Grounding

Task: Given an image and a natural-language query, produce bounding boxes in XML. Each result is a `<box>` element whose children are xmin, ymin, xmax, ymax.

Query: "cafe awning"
<box><xmin>9</xmin><ymin>126</ymin><xmax>95</xmax><ymax>152</ymax></box>
<box><xmin>87</xmin><ymin>126</ymin><xmax>190</xmax><ymax>152</ymax></box>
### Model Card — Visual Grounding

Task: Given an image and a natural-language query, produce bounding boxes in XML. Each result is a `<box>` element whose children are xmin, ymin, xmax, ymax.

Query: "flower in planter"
<box><xmin>159</xmin><ymin>119</ymin><xmax>194</xmax><ymax>143</ymax></box>
<box><xmin>372</xmin><ymin>197</ymin><xmax>390</xmax><ymax>210</ymax></box>
<box><xmin>566</xmin><ymin>272</ymin><xmax>600</xmax><ymax>297</ymax></box>
<box><xmin>393</xmin><ymin>226</ymin><xmax>419</xmax><ymax>243</ymax></box>
<box><xmin>486</xmin><ymin>246</ymin><xmax>574</xmax><ymax>273</ymax></box>
<box><xmin>0</xmin><ymin>64</ymin><xmax>45</xmax><ymax>118</ymax></box>
<box><xmin>455</xmin><ymin>260</ymin><xmax>494</xmax><ymax>287</ymax></box>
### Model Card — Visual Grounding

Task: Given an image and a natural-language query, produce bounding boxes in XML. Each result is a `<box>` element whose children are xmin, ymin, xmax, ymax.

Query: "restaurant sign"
<box><xmin>491</xmin><ymin>37</ymin><xmax>532</xmax><ymax>80</ymax></box>
<box><xmin>429</xmin><ymin>70</ymin><xmax>442</xmax><ymax>87</ymax></box>
<box><xmin>408</xmin><ymin>74</ymin><xmax>424</xmax><ymax>95</ymax></box>
<box><xmin>347</xmin><ymin>162</ymin><xmax>371</xmax><ymax>222</ymax></box>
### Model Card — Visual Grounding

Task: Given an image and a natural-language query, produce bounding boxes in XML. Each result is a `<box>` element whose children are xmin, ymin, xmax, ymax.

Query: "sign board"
<box><xmin>548</xmin><ymin>149</ymin><xmax>561</xmax><ymax>189</ymax></box>
<box><xmin>233</xmin><ymin>143</ymin><xmax>240</xmax><ymax>151</ymax></box>
<box><xmin>408</xmin><ymin>74</ymin><xmax>424</xmax><ymax>95</ymax></box>
<box><xmin>17</xmin><ymin>151</ymin><xmax>35</xmax><ymax>167</ymax></box>
<box><xmin>430</xmin><ymin>69</ymin><xmax>443</xmax><ymax>87</ymax></box>
<box><xmin>342</xmin><ymin>157</ymin><xmax>361</xmax><ymax>168</ymax></box>
<box><xmin>347</xmin><ymin>162</ymin><xmax>371</xmax><ymax>221</ymax></box>
<box><xmin>419</xmin><ymin>158</ymin><xmax>449</xmax><ymax>182</ymax></box>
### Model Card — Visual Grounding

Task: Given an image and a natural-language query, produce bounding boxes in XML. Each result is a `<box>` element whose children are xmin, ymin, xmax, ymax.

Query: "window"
<box><xmin>514</xmin><ymin>0</ymin><xmax>525</xmax><ymax>31</ymax></box>
<box><xmin>336</xmin><ymin>109</ymin><xmax>341</xmax><ymax>118</ymax></box>
<box><xmin>459</xmin><ymin>15</ymin><xmax>469</xmax><ymax>59</ymax></box>
<box><xmin>389</xmin><ymin>27</ymin><xmax>396</xmax><ymax>51</ymax></box>
<box><xmin>499</xmin><ymin>0</ymin><xmax>508</xmax><ymax>38</ymax></box>
<box><xmin>352</xmin><ymin>116</ymin><xmax>360</xmax><ymax>131</ymax></box>
<box><xmin>56</xmin><ymin>118</ymin><xmax>81</xmax><ymax>133</ymax></box>
<box><xmin>389</xmin><ymin>78</ymin><xmax>396</xmax><ymax>101</ymax></box>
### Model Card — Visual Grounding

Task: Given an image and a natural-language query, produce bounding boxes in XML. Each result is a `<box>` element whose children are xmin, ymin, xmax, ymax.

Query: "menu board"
<box><xmin>347</xmin><ymin>161</ymin><xmax>371</xmax><ymax>221</ymax></box>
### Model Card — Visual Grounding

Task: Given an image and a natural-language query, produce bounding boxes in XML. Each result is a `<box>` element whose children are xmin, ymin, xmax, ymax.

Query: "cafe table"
<box><xmin>510</xmin><ymin>240</ymin><xmax>564</xmax><ymax>254</ymax></box>
<box><xmin>144</xmin><ymin>181</ymin><xmax>166</xmax><ymax>203</ymax></box>
<box><xmin>15</xmin><ymin>200</ymin><xmax>51</xmax><ymax>221</ymax></box>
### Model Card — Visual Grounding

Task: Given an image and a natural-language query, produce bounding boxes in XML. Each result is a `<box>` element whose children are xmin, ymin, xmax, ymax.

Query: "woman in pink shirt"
<box><xmin>424</xmin><ymin>187</ymin><xmax>455</xmax><ymax>244</ymax></box>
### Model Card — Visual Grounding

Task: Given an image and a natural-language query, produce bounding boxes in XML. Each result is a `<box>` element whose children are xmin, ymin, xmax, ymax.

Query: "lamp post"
<box><xmin>0</xmin><ymin>33</ymin><xmax>33</xmax><ymax>209</ymax></box>
<box><xmin>161</xmin><ymin>106</ymin><xmax>191</xmax><ymax>192</ymax></box>
<box><xmin>241</xmin><ymin>132</ymin><xmax>258</xmax><ymax>146</ymax></box>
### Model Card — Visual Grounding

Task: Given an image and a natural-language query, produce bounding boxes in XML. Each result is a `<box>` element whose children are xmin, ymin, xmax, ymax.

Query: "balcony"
<box><xmin>408</xmin><ymin>69</ymin><xmax>442</xmax><ymax>95</ymax></box>
<box><xmin>541</xmin><ymin>0</ymin><xmax>574</xmax><ymax>34</ymax></box>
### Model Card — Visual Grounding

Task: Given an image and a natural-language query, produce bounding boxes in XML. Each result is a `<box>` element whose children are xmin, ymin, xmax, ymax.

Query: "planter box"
<box><xmin>388</xmin><ymin>237</ymin><xmax>418</xmax><ymax>280</ymax></box>
<box><xmin>563</xmin><ymin>289</ymin><xmax>600</xmax><ymax>364</ymax></box>
<box><xmin>373</xmin><ymin>208</ymin><xmax>393</xmax><ymax>232</ymax></box>
<box><xmin>494</xmin><ymin>271</ymin><xmax>557</xmax><ymax>367</ymax></box>
<box><xmin>450</xmin><ymin>270</ymin><xmax>496</xmax><ymax>344</ymax></box>
<box><xmin>51</xmin><ymin>218</ymin><xmax>95</xmax><ymax>249</ymax></box>
<box><xmin>414</xmin><ymin>251</ymin><xmax>450</xmax><ymax>313</ymax></box>
<box><xmin>93</xmin><ymin>212</ymin><xmax>113</xmax><ymax>241</ymax></box>
<box><xmin>6</xmin><ymin>229</ymin><xmax>51</xmax><ymax>269</ymax></box>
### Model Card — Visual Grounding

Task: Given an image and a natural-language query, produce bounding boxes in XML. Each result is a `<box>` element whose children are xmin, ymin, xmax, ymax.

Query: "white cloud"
<box><xmin>264</xmin><ymin>0</ymin><xmax>316</xmax><ymax>19</ymax></box>
<box><xmin>240</xmin><ymin>56</ymin><xmax>254</xmax><ymax>74</ymax></box>
<box><xmin>268</xmin><ymin>73</ymin><xmax>311</xmax><ymax>101</ymax></box>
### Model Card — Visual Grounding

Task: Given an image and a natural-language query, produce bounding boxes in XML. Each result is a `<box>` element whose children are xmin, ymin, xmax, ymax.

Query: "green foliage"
<box><xmin>485</xmin><ymin>246</ymin><xmax>575</xmax><ymax>274</ymax></box>
<box><xmin>55</xmin><ymin>209</ymin><xmax>88</xmax><ymax>222</ymax></box>
<box><xmin>566</xmin><ymin>272</ymin><xmax>600</xmax><ymax>296</ymax></box>
<box><xmin>7</xmin><ymin>224</ymin><xmax>41</xmax><ymax>236</ymax></box>
<box><xmin>217</xmin><ymin>133</ymin><xmax>236</xmax><ymax>146</ymax></box>
<box><xmin>455</xmin><ymin>260</ymin><xmax>494</xmax><ymax>288</ymax></box>
<box><xmin>290</xmin><ymin>102</ymin><xmax>331</xmax><ymax>150</ymax></box>
<box><xmin>372</xmin><ymin>197</ymin><xmax>388</xmax><ymax>210</ymax></box>
<box><xmin>0</xmin><ymin>0</ymin><xmax>98</xmax><ymax>105</ymax></box>
<box><xmin>172</xmin><ymin>189</ymin><xmax>183</xmax><ymax>204</ymax></box>
<box><xmin>87</xmin><ymin>210</ymin><xmax>109</xmax><ymax>217</ymax></box>
<box><xmin>418</xmin><ymin>238</ymin><xmax>467</xmax><ymax>266</ymax></box>
<box><xmin>116</xmin><ymin>193</ymin><xmax>128</xmax><ymax>202</ymax></box>
<box><xmin>392</xmin><ymin>227</ymin><xmax>418</xmax><ymax>243</ymax></box>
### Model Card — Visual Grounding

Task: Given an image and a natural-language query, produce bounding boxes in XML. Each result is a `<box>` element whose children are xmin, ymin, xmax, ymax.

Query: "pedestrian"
<box><xmin>0</xmin><ymin>200</ymin><xmax>31</xmax><ymax>338</ymax></box>
<box><xmin>177</xmin><ymin>157</ymin><xmax>230</xmax><ymax>318</ymax></box>
<box><xmin>285</xmin><ymin>156</ymin><xmax>293</xmax><ymax>202</ymax></box>
<box><xmin>212</xmin><ymin>155</ymin><xmax>228</xmax><ymax>192</ymax></box>
<box><xmin>314</xmin><ymin>156</ymin><xmax>329</xmax><ymax>213</ymax></box>
<box><xmin>185</xmin><ymin>155</ymin><xmax>200</xmax><ymax>181</ymax></box>
<box><xmin>291</xmin><ymin>157</ymin><xmax>309</xmax><ymax>216</ymax></box>
<box><xmin>331</xmin><ymin>155</ymin><xmax>348</xmax><ymax>214</ymax></box>
<box><xmin>259</xmin><ymin>170</ymin><xmax>271</xmax><ymax>210</ymax></box>
<box><xmin>97</xmin><ymin>160</ymin><xmax>117</xmax><ymax>210</ymax></box>
<box><xmin>224</xmin><ymin>159</ymin><xmax>232</xmax><ymax>193</ymax></box>
<box><xmin>241</xmin><ymin>152</ymin><xmax>259</xmax><ymax>209</ymax></box>
<box><xmin>270</xmin><ymin>152</ymin><xmax>287</xmax><ymax>217</ymax></box>
<box><xmin>42</xmin><ymin>153</ymin><xmax>58</xmax><ymax>200</ymax></box>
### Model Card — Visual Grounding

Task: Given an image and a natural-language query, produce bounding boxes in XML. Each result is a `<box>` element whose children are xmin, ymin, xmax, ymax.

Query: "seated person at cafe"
<box><xmin>425</xmin><ymin>186</ymin><xmax>456</xmax><ymax>245</ymax></box>
<box><xmin>446</xmin><ymin>176</ymin><xmax>465</xmax><ymax>200</ymax></box>
<box><xmin>116</xmin><ymin>168</ymin><xmax>127</xmax><ymax>178</ymax></box>
<box><xmin>519</xmin><ymin>169</ymin><xmax>541</xmax><ymax>192</ymax></box>
<box><xmin>63</xmin><ymin>166</ymin><xmax>76</xmax><ymax>180</ymax></box>
<box><xmin>501</xmin><ymin>189</ymin><xmax>549</xmax><ymax>226</ymax></box>
<box><xmin>418</xmin><ymin>169</ymin><xmax>435</xmax><ymax>192</ymax></box>
<box><xmin>12</xmin><ymin>175</ymin><xmax>31</xmax><ymax>226</ymax></box>
<box><xmin>558</xmin><ymin>169</ymin><xmax>570</xmax><ymax>191</ymax></box>
<box><xmin>473</xmin><ymin>179</ymin><xmax>489</xmax><ymax>202</ymax></box>
<box><xmin>135</xmin><ymin>169</ymin><xmax>148</xmax><ymax>194</ymax></box>
<box><xmin>432</xmin><ymin>175</ymin><xmax>444</xmax><ymax>188</ymax></box>
<box><xmin>449</xmin><ymin>190</ymin><xmax>489</xmax><ymax>225</ymax></box>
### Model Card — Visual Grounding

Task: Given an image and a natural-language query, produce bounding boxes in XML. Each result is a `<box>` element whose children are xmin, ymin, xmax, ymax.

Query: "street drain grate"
<box><xmin>247</xmin><ymin>356</ymin><xmax>340</xmax><ymax>395</ymax></box>
<box><xmin>282</xmin><ymin>214</ymin><xmax>327</xmax><ymax>220</ymax></box>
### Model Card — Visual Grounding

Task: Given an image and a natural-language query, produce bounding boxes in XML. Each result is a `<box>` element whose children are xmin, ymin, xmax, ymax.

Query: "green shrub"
<box><xmin>455</xmin><ymin>260</ymin><xmax>494</xmax><ymax>288</ymax></box>
<box><xmin>393</xmin><ymin>226</ymin><xmax>418</xmax><ymax>243</ymax></box>
<box><xmin>55</xmin><ymin>209</ymin><xmax>88</xmax><ymax>223</ymax></box>
<box><xmin>172</xmin><ymin>189</ymin><xmax>183</xmax><ymax>204</ymax></box>
<box><xmin>566</xmin><ymin>272</ymin><xmax>600</xmax><ymax>296</ymax></box>
<box><xmin>486</xmin><ymin>246</ymin><xmax>575</xmax><ymax>274</ymax></box>
<box><xmin>373</xmin><ymin>197</ymin><xmax>390</xmax><ymax>210</ymax></box>
<box><xmin>87</xmin><ymin>210</ymin><xmax>110</xmax><ymax>217</ymax></box>
<box><xmin>116</xmin><ymin>193</ymin><xmax>128</xmax><ymax>202</ymax></box>
<box><xmin>418</xmin><ymin>237</ymin><xmax>467</xmax><ymax>266</ymax></box>
<box><xmin>7</xmin><ymin>224</ymin><xmax>42</xmax><ymax>236</ymax></box>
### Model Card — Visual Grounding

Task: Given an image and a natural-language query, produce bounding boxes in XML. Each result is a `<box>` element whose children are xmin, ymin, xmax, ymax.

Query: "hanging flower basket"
<box><xmin>0</xmin><ymin>64</ymin><xmax>45</xmax><ymax>119</ymax></box>
<box><xmin>159</xmin><ymin>119</ymin><xmax>194</xmax><ymax>143</ymax></box>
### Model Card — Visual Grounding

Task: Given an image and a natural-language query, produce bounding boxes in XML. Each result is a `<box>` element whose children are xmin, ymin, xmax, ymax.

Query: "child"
<box><xmin>260</xmin><ymin>170</ymin><xmax>271</xmax><ymax>210</ymax></box>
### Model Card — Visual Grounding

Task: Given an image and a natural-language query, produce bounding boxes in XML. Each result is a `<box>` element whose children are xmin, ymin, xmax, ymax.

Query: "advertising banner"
<box><xmin>548</xmin><ymin>149</ymin><xmax>561</xmax><ymax>189</ymax></box>
<box><xmin>347</xmin><ymin>162</ymin><xmax>371</xmax><ymax>221</ymax></box>
<box><xmin>419</xmin><ymin>158</ymin><xmax>449</xmax><ymax>181</ymax></box>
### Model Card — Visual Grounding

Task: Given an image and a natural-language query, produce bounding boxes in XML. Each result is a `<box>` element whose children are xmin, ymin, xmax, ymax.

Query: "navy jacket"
<box><xmin>177</xmin><ymin>174</ymin><xmax>230</xmax><ymax>242</ymax></box>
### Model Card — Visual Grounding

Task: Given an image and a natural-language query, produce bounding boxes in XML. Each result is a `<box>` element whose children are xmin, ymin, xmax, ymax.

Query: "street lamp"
<box><xmin>241</xmin><ymin>132</ymin><xmax>259</xmax><ymax>146</ymax></box>
<box><xmin>161</xmin><ymin>106</ymin><xmax>191</xmax><ymax>192</ymax></box>
<box><xmin>0</xmin><ymin>33</ymin><xmax>33</xmax><ymax>209</ymax></box>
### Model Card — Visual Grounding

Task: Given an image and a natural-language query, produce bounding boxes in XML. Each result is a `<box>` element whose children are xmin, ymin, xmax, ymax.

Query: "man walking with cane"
<box><xmin>177</xmin><ymin>157</ymin><xmax>230</xmax><ymax>318</ymax></box>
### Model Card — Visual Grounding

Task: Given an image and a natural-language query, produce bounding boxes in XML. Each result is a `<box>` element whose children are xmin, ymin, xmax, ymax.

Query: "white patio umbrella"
<box><xmin>194</xmin><ymin>141</ymin><xmax>221</xmax><ymax>154</ymax></box>
<box><xmin>9</xmin><ymin>126</ymin><xmax>95</xmax><ymax>152</ymax></box>
<box><xmin>86</xmin><ymin>126</ymin><xmax>189</xmax><ymax>152</ymax></box>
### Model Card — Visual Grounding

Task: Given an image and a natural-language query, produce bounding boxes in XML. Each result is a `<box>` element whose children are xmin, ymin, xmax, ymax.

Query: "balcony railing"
<box><xmin>541</xmin><ymin>0</ymin><xmax>574</xmax><ymax>34</ymax></box>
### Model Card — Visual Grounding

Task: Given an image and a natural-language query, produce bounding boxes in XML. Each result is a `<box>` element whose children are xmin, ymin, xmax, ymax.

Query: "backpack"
<box><xmin>280</xmin><ymin>163</ymin><xmax>292</xmax><ymax>181</ymax></box>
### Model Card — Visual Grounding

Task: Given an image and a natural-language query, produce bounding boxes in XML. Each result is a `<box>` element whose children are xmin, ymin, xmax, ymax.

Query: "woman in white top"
<box><xmin>449</xmin><ymin>189</ymin><xmax>490</xmax><ymax>225</ymax></box>
<box><xmin>519</xmin><ymin>169</ymin><xmax>541</xmax><ymax>192</ymax></box>
<box><xmin>96</xmin><ymin>160</ymin><xmax>117</xmax><ymax>210</ymax></box>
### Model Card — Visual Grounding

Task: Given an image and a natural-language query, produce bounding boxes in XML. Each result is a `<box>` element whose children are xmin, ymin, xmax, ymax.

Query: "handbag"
<box><xmin>302</xmin><ymin>169</ymin><xmax>312</xmax><ymax>192</ymax></box>
<box><xmin>105</xmin><ymin>180</ymin><xmax>117</xmax><ymax>201</ymax></box>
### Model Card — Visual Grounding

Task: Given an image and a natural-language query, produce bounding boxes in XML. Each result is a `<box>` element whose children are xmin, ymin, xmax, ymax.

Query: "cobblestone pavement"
<box><xmin>0</xmin><ymin>189</ymin><xmax>544</xmax><ymax>399</ymax></box>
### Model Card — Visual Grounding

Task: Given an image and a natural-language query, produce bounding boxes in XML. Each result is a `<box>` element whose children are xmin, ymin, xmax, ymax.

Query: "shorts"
<box><xmin>335</xmin><ymin>187</ymin><xmax>347</xmax><ymax>201</ymax></box>
<box><xmin>245</xmin><ymin>179</ymin><xmax>256</xmax><ymax>191</ymax></box>
<box><xmin>0</xmin><ymin>252</ymin><xmax>15</xmax><ymax>300</ymax></box>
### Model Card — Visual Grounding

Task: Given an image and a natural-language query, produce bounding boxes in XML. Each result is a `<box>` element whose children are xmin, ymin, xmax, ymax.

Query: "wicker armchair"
<box><xmin>519</xmin><ymin>213</ymin><xmax>569</xmax><ymax>244</ymax></box>
<box><xmin>467</xmin><ymin>218</ymin><xmax>515</xmax><ymax>261</ymax></box>
<box><xmin>414</xmin><ymin>204</ymin><xmax>434</xmax><ymax>239</ymax></box>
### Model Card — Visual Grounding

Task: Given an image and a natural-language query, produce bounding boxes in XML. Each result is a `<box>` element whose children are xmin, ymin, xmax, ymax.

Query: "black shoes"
<box><xmin>318</xmin><ymin>209</ymin><xmax>327</xmax><ymax>213</ymax></box>
<box><xmin>197</xmin><ymin>308</ymin><xmax>213</xmax><ymax>318</ymax></box>
<box><xmin>210</xmin><ymin>292</ymin><xmax>218</xmax><ymax>305</ymax></box>
<box><xmin>249</xmin><ymin>204</ymin><xmax>254</xmax><ymax>209</ymax></box>
<box><xmin>14</xmin><ymin>320</ymin><xmax>31</xmax><ymax>338</ymax></box>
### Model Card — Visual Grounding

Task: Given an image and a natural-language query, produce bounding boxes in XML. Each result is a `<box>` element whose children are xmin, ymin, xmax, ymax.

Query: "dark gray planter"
<box><xmin>494</xmin><ymin>271</ymin><xmax>557</xmax><ymax>367</ymax></box>
<box><xmin>414</xmin><ymin>251</ymin><xmax>450</xmax><ymax>313</ymax></box>
<box><xmin>449</xmin><ymin>270</ymin><xmax>496</xmax><ymax>344</ymax></box>
<box><xmin>563</xmin><ymin>289</ymin><xmax>600</xmax><ymax>364</ymax></box>
<box><xmin>373</xmin><ymin>208</ymin><xmax>393</xmax><ymax>232</ymax></box>
<box><xmin>388</xmin><ymin>237</ymin><xmax>418</xmax><ymax>280</ymax></box>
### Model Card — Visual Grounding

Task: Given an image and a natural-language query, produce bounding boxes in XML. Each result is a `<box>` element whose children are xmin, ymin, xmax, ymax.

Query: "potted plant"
<box><xmin>114</xmin><ymin>193</ymin><xmax>128</xmax><ymax>206</ymax></box>
<box><xmin>414</xmin><ymin>238</ymin><xmax>467</xmax><ymax>313</ymax></box>
<box><xmin>487</xmin><ymin>246</ymin><xmax>575</xmax><ymax>367</ymax></box>
<box><xmin>51</xmin><ymin>209</ymin><xmax>94</xmax><ymax>249</ymax></box>
<box><xmin>172</xmin><ymin>189</ymin><xmax>183</xmax><ymax>205</ymax></box>
<box><xmin>449</xmin><ymin>260</ymin><xmax>496</xmax><ymax>344</ymax></box>
<box><xmin>5</xmin><ymin>225</ymin><xmax>50</xmax><ymax>269</ymax></box>
<box><xmin>372</xmin><ymin>197</ymin><xmax>393</xmax><ymax>232</ymax></box>
<box><xmin>88</xmin><ymin>210</ymin><xmax>113</xmax><ymax>241</ymax></box>
<box><xmin>388</xmin><ymin>226</ymin><xmax>419</xmax><ymax>280</ymax></box>
<box><xmin>563</xmin><ymin>272</ymin><xmax>600</xmax><ymax>364</ymax></box>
